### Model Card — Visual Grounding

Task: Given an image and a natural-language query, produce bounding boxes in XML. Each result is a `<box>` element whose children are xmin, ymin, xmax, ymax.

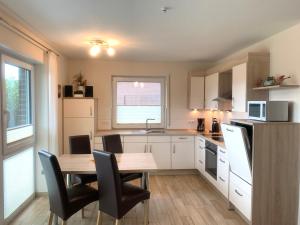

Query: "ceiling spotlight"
<box><xmin>107</xmin><ymin>47</ymin><xmax>116</xmax><ymax>57</ymax></box>
<box><xmin>89</xmin><ymin>40</ymin><xmax>117</xmax><ymax>57</ymax></box>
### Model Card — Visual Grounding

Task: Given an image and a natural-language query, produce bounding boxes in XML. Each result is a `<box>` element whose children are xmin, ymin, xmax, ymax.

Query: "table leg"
<box><xmin>54</xmin><ymin>215</ymin><xmax>58</xmax><ymax>225</ymax></box>
<box><xmin>66</xmin><ymin>173</ymin><xmax>71</xmax><ymax>188</ymax></box>
<box><xmin>143</xmin><ymin>172</ymin><xmax>149</xmax><ymax>190</ymax></box>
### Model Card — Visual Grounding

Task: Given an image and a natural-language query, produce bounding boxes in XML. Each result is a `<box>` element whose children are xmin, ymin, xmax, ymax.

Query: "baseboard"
<box><xmin>35</xmin><ymin>192</ymin><xmax>48</xmax><ymax>197</ymax></box>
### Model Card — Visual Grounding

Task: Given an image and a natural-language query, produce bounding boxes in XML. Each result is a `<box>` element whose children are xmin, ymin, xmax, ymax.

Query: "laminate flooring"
<box><xmin>10</xmin><ymin>175</ymin><xmax>247</xmax><ymax>225</ymax></box>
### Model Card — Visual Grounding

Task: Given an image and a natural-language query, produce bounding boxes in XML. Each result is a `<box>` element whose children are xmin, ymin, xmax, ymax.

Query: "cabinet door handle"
<box><xmin>218</xmin><ymin>176</ymin><xmax>225</xmax><ymax>182</ymax></box>
<box><xmin>173</xmin><ymin>145</ymin><xmax>176</xmax><ymax>154</ymax></box>
<box><xmin>89</xmin><ymin>131</ymin><xmax>93</xmax><ymax>140</ymax></box>
<box><xmin>219</xmin><ymin>149</ymin><xmax>226</xmax><ymax>154</ymax></box>
<box><xmin>179</xmin><ymin>137</ymin><xmax>187</xmax><ymax>140</ymax></box>
<box><xmin>219</xmin><ymin>158</ymin><xmax>226</xmax><ymax>164</ymax></box>
<box><xmin>226</xmin><ymin>128</ymin><xmax>234</xmax><ymax>132</ymax></box>
<box><xmin>150</xmin><ymin>145</ymin><xmax>152</xmax><ymax>153</ymax></box>
<box><xmin>235</xmin><ymin>189</ymin><xmax>243</xmax><ymax>197</ymax></box>
<box><xmin>90</xmin><ymin>107</ymin><xmax>93</xmax><ymax>116</ymax></box>
<box><xmin>199</xmin><ymin>160</ymin><xmax>203</xmax><ymax>164</ymax></box>
<box><xmin>144</xmin><ymin>144</ymin><xmax>147</xmax><ymax>153</ymax></box>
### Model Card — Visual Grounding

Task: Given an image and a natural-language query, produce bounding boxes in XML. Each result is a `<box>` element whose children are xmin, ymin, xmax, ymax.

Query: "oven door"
<box><xmin>205</xmin><ymin>148</ymin><xmax>217</xmax><ymax>180</ymax></box>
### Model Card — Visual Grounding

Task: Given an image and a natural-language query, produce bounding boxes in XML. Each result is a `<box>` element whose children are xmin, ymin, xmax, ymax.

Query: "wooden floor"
<box><xmin>10</xmin><ymin>175</ymin><xmax>247</xmax><ymax>225</ymax></box>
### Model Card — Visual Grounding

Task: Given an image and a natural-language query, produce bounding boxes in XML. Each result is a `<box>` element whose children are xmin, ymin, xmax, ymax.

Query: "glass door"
<box><xmin>1</xmin><ymin>55</ymin><xmax>35</xmax><ymax>222</ymax></box>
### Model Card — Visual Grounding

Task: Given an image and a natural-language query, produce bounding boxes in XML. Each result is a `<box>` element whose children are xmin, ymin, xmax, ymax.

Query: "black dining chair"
<box><xmin>38</xmin><ymin>150</ymin><xmax>98</xmax><ymax>225</ymax></box>
<box><xmin>69</xmin><ymin>135</ymin><xmax>98</xmax><ymax>185</ymax></box>
<box><xmin>93</xmin><ymin>150</ymin><xmax>150</xmax><ymax>225</ymax></box>
<box><xmin>102</xmin><ymin>134</ymin><xmax>143</xmax><ymax>184</ymax></box>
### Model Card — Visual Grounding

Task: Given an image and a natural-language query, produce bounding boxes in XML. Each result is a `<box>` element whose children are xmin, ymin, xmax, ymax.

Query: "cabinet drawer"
<box><xmin>172</xmin><ymin>136</ymin><xmax>194</xmax><ymax>143</ymax></box>
<box><xmin>229</xmin><ymin>172</ymin><xmax>252</xmax><ymax>221</ymax></box>
<box><xmin>148</xmin><ymin>136</ymin><xmax>171</xmax><ymax>143</ymax></box>
<box><xmin>124</xmin><ymin>136</ymin><xmax>147</xmax><ymax>143</ymax></box>
<box><xmin>196</xmin><ymin>136</ymin><xmax>206</xmax><ymax>147</ymax></box>
<box><xmin>218</xmin><ymin>173</ymin><xmax>228</xmax><ymax>198</ymax></box>
<box><xmin>218</xmin><ymin>146</ymin><xmax>228</xmax><ymax>160</ymax></box>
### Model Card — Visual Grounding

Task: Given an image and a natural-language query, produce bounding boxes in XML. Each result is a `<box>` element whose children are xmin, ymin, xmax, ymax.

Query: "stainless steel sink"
<box><xmin>146</xmin><ymin>129</ymin><xmax>166</xmax><ymax>134</ymax></box>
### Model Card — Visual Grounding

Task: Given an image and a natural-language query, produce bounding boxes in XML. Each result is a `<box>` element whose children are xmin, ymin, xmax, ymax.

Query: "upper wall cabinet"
<box><xmin>205</xmin><ymin>53</ymin><xmax>270</xmax><ymax>112</ymax></box>
<box><xmin>188</xmin><ymin>75</ymin><xmax>205</xmax><ymax>110</ymax></box>
<box><xmin>232</xmin><ymin>54</ymin><xmax>270</xmax><ymax>112</ymax></box>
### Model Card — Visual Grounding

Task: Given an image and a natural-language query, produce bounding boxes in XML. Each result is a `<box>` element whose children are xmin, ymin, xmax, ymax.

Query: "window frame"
<box><xmin>112</xmin><ymin>76</ymin><xmax>167</xmax><ymax>129</ymax></box>
<box><xmin>1</xmin><ymin>55</ymin><xmax>35</xmax><ymax>156</ymax></box>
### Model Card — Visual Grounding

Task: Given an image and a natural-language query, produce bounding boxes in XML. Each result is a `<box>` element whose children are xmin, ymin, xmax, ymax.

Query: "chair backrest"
<box><xmin>102</xmin><ymin>134</ymin><xmax>123</xmax><ymax>153</ymax></box>
<box><xmin>69</xmin><ymin>135</ymin><xmax>91</xmax><ymax>154</ymax></box>
<box><xmin>38</xmin><ymin>150</ymin><xmax>68</xmax><ymax>217</ymax></box>
<box><xmin>93</xmin><ymin>151</ymin><xmax>122</xmax><ymax>218</ymax></box>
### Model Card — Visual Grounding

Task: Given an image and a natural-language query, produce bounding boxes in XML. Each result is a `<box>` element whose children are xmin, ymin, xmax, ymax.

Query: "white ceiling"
<box><xmin>1</xmin><ymin>0</ymin><xmax>300</xmax><ymax>61</ymax></box>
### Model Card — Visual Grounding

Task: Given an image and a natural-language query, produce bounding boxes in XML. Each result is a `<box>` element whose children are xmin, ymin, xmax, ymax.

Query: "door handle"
<box><xmin>173</xmin><ymin>144</ymin><xmax>176</xmax><ymax>154</ymax></box>
<box><xmin>90</xmin><ymin>107</ymin><xmax>93</xmax><ymax>116</ymax></box>
<box><xmin>199</xmin><ymin>160</ymin><xmax>203</xmax><ymax>164</ymax></box>
<box><xmin>235</xmin><ymin>189</ymin><xmax>243</xmax><ymax>197</ymax></box>
<box><xmin>219</xmin><ymin>149</ymin><xmax>226</xmax><ymax>154</ymax></box>
<box><xmin>149</xmin><ymin>145</ymin><xmax>152</xmax><ymax>153</ymax></box>
<box><xmin>205</xmin><ymin>148</ymin><xmax>216</xmax><ymax>156</ymax></box>
<box><xmin>219</xmin><ymin>176</ymin><xmax>225</xmax><ymax>182</ymax></box>
<box><xmin>89</xmin><ymin>131</ymin><xmax>93</xmax><ymax>140</ymax></box>
<box><xmin>144</xmin><ymin>144</ymin><xmax>147</xmax><ymax>153</ymax></box>
<box><xmin>219</xmin><ymin>158</ymin><xmax>226</xmax><ymax>164</ymax></box>
<box><xmin>226</xmin><ymin>128</ymin><xmax>234</xmax><ymax>132</ymax></box>
<box><xmin>179</xmin><ymin>137</ymin><xmax>187</xmax><ymax>140</ymax></box>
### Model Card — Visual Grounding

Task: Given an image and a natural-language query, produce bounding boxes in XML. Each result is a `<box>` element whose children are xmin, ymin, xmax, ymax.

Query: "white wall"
<box><xmin>67</xmin><ymin>60</ymin><xmax>207</xmax><ymax>130</ymax></box>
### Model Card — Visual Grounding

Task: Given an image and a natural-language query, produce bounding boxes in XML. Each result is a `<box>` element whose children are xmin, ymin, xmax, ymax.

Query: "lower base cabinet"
<box><xmin>171</xmin><ymin>136</ymin><xmax>195</xmax><ymax>169</ymax></box>
<box><xmin>148</xmin><ymin>142</ymin><xmax>171</xmax><ymax>169</ymax></box>
<box><xmin>229</xmin><ymin>172</ymin><xmax>252</xmax><ymax>221</ymax></box>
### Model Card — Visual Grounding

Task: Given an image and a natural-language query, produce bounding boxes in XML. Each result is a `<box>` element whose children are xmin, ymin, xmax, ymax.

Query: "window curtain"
<box><xmin>48</xmin><ymin>52</ymin><xmax>59</xmax><ymax>155</ymax></box>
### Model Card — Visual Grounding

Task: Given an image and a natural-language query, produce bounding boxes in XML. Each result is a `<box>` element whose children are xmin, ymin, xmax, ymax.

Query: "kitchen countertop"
<box><xmin>95</xmin><ymin>129</ymin><xmax>225</xmax><ymax>148</ymax></box>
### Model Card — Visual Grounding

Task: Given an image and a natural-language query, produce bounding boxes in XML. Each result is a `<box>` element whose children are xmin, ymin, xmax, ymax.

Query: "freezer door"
<box><xmin>221</xmin><ymin>124</ymin><xmax>252</xmax><ymax>184</ymax></box>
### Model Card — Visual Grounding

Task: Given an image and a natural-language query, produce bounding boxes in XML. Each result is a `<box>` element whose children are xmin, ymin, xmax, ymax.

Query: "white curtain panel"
<box><xmin>48</xmin><ymin>52</ymin><xmax>59</xmax><ymax>155</ymax></box>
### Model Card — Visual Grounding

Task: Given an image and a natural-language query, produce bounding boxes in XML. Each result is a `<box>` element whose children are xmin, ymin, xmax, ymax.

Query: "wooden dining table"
<box><xmin>54</xmin><ymin>152</ymin><xmax>157</xmax><ymax>225</ymax></box>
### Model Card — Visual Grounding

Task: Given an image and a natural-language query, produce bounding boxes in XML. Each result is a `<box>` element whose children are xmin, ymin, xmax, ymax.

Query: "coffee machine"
<box><xmin>211</xmin><ymin>118</ymin><xmax>220</xmax><ymax>133</ymax></box>
<box><xmin>197</xmin><ymin>118</ymin><xmax>205</xmax><ymax>132</ymax></box>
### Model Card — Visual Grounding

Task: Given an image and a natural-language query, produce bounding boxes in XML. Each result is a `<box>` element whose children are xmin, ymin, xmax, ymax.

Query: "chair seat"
<box><xmin>72</xmin><ymin>174</ymin><xmax>97</xmax><ymax>185</ymax></box>
<box><xmin>120</xmin><ymin>173</ymin><xmax>143</xmax><ymax>183</ymax></box>
<box><xmin>119</xmin><ymin>183</ymin><xmax>150</xmax><ymax>217</ymax></box>
<box><xmin>65</xmin><ymin>185</ymin><xmax>98</xmax><ymax>219</ymax></box>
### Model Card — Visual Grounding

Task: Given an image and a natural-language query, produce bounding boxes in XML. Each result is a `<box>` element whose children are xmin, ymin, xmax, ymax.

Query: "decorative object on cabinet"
<box><xmin>253</xmin><ymin>75</ymin><xmax>299</xmax><ymax>90</ymax></box>
<box><xmin>73</xmin><ymin>72</ymin><xmax>87</xmax><ymax>95</ymax></box>
<box><xmin>64</xmin><ymin>85</ymin><xmax>73</xmax><ymax>97</ymax></box>
<box><xmin>85</xmin><ymin>86</ymin><xmax>93</xmax><ymax>97</ymax></box>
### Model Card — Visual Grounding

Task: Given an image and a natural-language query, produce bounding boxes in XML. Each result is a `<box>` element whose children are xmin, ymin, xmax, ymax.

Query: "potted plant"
<box><xmin>73</xmin><ymin>72</ymin><xmax>87</xmax><ymax>97</ymax></box>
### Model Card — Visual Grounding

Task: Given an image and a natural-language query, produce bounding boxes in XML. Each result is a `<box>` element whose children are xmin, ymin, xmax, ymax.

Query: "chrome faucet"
<box><xmin>146</xmin><ymin>118</ymin><xmax>155</xmax><ymax>131</ymax></box>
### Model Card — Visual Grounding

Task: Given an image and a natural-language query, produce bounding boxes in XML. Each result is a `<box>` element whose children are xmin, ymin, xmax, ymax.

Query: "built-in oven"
<box><xmin>205</xmin><ymin>141</ymin><xmax>218</xmax><ymax>180</ymax></box>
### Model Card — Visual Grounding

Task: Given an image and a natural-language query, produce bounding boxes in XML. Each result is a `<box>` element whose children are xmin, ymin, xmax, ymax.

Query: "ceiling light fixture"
<box><xmin>89</xmin><ymin>40</ymin><xmax>116</xmax><ymax>57</ymax></box>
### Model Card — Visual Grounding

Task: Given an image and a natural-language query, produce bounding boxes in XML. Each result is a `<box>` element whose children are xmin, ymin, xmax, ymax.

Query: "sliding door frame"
<box><xmin>0</xmin><ymin>54</ymin><xmax>36</xmax><ymax>224</ymax></box>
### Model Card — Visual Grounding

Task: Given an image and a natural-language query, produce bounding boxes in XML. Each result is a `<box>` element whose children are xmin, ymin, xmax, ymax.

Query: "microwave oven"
<box><xmin>248</xmin><ymin>101</ymin><xmax>289</xmax><ymax>121</ymax></box>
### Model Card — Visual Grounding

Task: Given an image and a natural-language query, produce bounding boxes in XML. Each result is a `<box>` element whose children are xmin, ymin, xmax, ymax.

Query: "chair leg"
<box><xmin>48</xmin><ymin>212</ymin><xmax>54</xmax><ymax>225</ymax></box>
<box><xmin>81</xmin><ymin>207</ymin><xmax>84</xmax><ymax>218</ymax></box>
<box><xmin>61</xmin><ymin>220</ymin><xmax>67</xmax><ymax>225</ymax></box>
<box><xmin>115</xmin><ymin>219</ymin><xmax>121</xmax><ymax>225</ymax></box>
<box><xmin>96</xmin><ymin>211</ymin><xmax>103</xmax><ymax>225</ymax></box>
<box><xmin>144</xmin><ymin>199</ymin><xmax>149</xmax><ymax>225</ymax></box>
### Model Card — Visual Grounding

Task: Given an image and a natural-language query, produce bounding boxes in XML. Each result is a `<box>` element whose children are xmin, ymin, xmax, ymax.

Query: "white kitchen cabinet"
<box><xmin>229</xmin><ymin>172</ymin><xmax>252</xmax><ymax>221</ymax></box>
<box><xmin>195</xmin><ymin>136</ymin><xmax>205</xmax><ymax>173</ymax></box>
<box><xmin>171</xmin><ymin>136</ymin><xmax>194</xmax><ymax>169</ymax></box>
<box><xmin>63</xmin><ymin>98</ymin><xmax>96</xmax><ymax>153</ymax></box>
<box><xmin>123</xmin><ymin>136</ymin><xmax>147</xmax><ymax>153</ymax></box>
<box><xmin>64</xmin><ymin>98</ymin><xmax>95</xmax><ymax>118</ymax></box>
<box><xmin>232</xmin><ymin>63</ymin><xmax>247</xmax><ymax>112</ymax></box>
<box><xmin>189</xmin><ymin>76</ymin><xmax>205</xmax><ymax>110</ymax></box>
<box><xmin>205</xmin><ymin>73</ymin><xmax>219</xmax><ymax>110</ymax></box>
<box><xmin>148</xmin><ymin>142</ymin><xmax>171</xmax><ymax>169</ymax></box>
<box><xmin>217</xmin><ymin>146</ymin><xmax>229</xmax><ymax>198</ymax></box>
<box><xmin>63</xmin><ymin>118</ymin><xmax>94</xmax><ymax>153</ymax></box>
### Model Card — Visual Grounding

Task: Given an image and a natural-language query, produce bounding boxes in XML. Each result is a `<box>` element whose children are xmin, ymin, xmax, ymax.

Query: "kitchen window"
<box><xmin>112</xmin><ymin>76</ymin><xmax>167</xmax><ymax>129</ymax></box>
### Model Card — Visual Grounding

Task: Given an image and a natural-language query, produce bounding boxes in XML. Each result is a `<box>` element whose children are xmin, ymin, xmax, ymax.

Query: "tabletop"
<box><xmin>57</xmin><ymin>153</ymin><xmax>158</xmax><ymax>174</ymax></box>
